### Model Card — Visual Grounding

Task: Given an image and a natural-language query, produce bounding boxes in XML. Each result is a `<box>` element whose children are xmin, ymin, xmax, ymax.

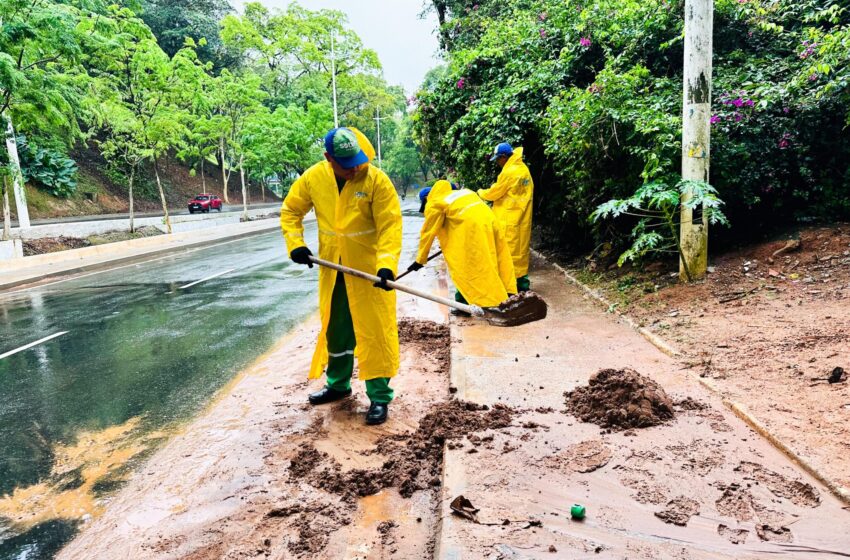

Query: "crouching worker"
<box><xmin>408</xmin><ymin>180</ymin><xmax>516</xmax><ymax>312</ymax></box>
<box><xmin>280</xmin><ymin>127</ymin><xmax>402</xmax><ymax>425</ymax></box>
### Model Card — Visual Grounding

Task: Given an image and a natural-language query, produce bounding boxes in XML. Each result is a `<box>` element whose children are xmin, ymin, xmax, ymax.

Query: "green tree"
<box><xmin>140</xmin><ymin>0</ymin><xmax>236</xmax><ymax>70</ymax></box>
<box><xmin>209</xmin><ymin>69</ymin><xmax>266</xmax><ymax>205</ymax></box>
<box><xmin>0</xmin><ymin>0</ymin><xmax>90</xmax><ymax>226</ymax></box>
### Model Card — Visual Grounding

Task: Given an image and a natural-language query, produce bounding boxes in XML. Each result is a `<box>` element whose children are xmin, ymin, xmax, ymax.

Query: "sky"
<box><xmin>234</xmin><ymin>0</ymin><xmax>442</xmax><ymax>94</ymax></box>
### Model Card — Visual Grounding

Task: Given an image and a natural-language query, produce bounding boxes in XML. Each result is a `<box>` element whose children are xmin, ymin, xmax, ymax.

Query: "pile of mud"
<box><xmin>490</xmin><ymin>291</ymin><xmax>548</xmax><ymax>326</ymax></box>
<box><xmin>289</xmin><ymin>400</ymin><xmax>513</xmax><ymax>503</ymax></box>
<box><xmin>565</xmin><ymin>368</ymin><xmax>674</xmax><ymax>430</ymax></box>
<box><xmin>398</xmin><ymin>319</ymin><xmax>451</xmax><ymax>368</ymax></box>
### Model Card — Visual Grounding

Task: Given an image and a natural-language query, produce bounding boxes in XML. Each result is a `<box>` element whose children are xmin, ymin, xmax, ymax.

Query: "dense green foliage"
<box><xmin>1</xmin><ymin>0</ymin><xmax>414</xmax><ymax>218</ymax></box>
<box><xmin>17</xmin><ymin>136</ymin><xmax>78</xmax><ymax>197</ymax></box>
<box><xmin>416</xmin><ymin>0</ymin><xmax>850</xmax><ymax>255</ymax></box>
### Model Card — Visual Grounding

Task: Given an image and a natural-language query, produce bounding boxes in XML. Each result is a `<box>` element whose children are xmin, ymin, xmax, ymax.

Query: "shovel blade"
<box><xmin>483</xmin><ymin>291</ymin><xmax>548</xmax><ymax>327</ymax></box>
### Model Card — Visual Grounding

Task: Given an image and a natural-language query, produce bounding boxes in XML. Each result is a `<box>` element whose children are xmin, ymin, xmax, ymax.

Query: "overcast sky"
<box><xmin>233</xmin><ymin>0</ymin><xmax>441</xmax><ymax>94</ymax></box>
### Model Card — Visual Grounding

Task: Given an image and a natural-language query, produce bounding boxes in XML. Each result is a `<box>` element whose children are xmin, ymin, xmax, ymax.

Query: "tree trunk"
<box><xmin>154</xmin><ymin>157</ymin><xmax>172</xmax><ymax>234</ymax></box>
<box><xmin>200</xmin><ymin>157</ymin><xmax>206</xmax><ymax>191</ymax></box>
<box><xmin>2</xmin><ymin>176</ymin><xmax>11</xmax><ymax>241</ymax></box>
<box><xmin>239</xmin><ymin>154</ymin><xmax>247</xmax><ymax>221</ymax></box>
<box><xmin>128</xmin><ymin>164</ymin><xmax>136</xmax><ymax>234</ymax></box>
<box><xmin>220</xmin><ymin>137</ymin><xmax>230</xmax><ymax>203</ymax></box>
<box><xmin>261</xmin><ymin>179</ymin><xmax>265</xmax><ymax>202</ymax></box>
<box><xmin>3</xmin><ymin>113</ymin><xmax>29</xmax><ymax>228</ymax></box>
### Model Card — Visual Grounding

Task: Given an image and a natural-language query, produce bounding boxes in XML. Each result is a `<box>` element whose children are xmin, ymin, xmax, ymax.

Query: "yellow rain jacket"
<box><xmin>477</xmin><ymin>147</ymin><xmax>534</xmax><ymax>277</ymax></box>
<box><xmin>416</xmin><ymin>180</ymin><xmax>516</xmax><ymax>307</ymax></box>
<box><xmin>280</xmin><ymin>130</ymin><xmax>402</xmax><ymax>381</ymax></box>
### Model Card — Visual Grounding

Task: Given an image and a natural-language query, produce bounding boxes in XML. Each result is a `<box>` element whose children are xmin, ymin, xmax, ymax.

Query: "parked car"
<box><xmin>188</xmin><ymin>194</ymin><xmax>222</xmax><ymax>214</ymax></box>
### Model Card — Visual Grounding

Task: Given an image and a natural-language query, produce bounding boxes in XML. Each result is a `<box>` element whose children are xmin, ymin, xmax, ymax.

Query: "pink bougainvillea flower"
<box><xmin>457</xmin><ymin>78</ymin><xmax>465</xmax><ymax>89</ymax></box>
<box><xmin>809</xmin><ymin>73</ymin><xmax>818</xmax><ymax>81</ymax></box>
<box><xmin>579</xmin><ymin>37</ymin><xmax>592</xmax><ymax>48</ymax></box>
<box><xmin>744</xmin><ymin>99</ymin><xmax>754</xmax><ymax>107</ymax></box>
<box><xmin>778</xmin><ymin>139</ymin><xmax>790</xmax><ymax>149</ymax></box>
<box><xmin>732</xmin><ymin>98</ymin><xmax>744</xmax><ymax>108</ymax></box>
<box><xmin>734</xmin><ymin>113</ymin><xmax>743</xmax><ymax>122</ymax></box>
<box><xmin>539</xmin><ymin>28</ymin><xmax>547</xmax><ymax>38</ymax></box>
<box><xmin>710</xmin><ymin>114</ymin><xmax>721</xmax><ymax>124</ymax></box>
<box><xmin>538</xmin><ymin>11</ymin><xmax>547</xmax><ymax>21</ymax></box>
<box><xmin>509</xmin><ymin>106</ymin><xmax>517</xmax><ymax>112</ymax></box>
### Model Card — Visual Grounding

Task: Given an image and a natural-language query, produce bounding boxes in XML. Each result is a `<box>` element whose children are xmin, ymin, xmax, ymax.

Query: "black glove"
<box><xmin>290</xmin><ymin>246</ymin><xmax>314</xmax><ymax>268</ymax></box>
<box><xmin>374</xmin><ymin>268</ymin><xmax>395</xmax><ymax>291</ymax></box>
<box><xmin>407</xmin><ymin>262</ymin><xmax>424</xmax><ymax>273</ymax></box>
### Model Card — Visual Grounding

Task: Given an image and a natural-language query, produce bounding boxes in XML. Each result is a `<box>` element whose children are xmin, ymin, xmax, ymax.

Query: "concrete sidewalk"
<box><xmin>0</xmin><ymin>217</ymin><xmax>288</xmax><ymax>291</ymax></box>
<box><xmin>437</xmin><ymin>256</ymin><xmax>850</xmax><ymax>559</ymax></box>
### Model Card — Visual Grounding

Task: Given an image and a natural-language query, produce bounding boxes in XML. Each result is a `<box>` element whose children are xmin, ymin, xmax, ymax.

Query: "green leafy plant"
<box><xmin>591</xmin><ymin>180</ymin><xmax>729</xmax><ymax>281</ymax></box>
<box><xmin>17</xmin><ymin>136</ymin><xmax>78</xmax><ymax>198</ymax></box>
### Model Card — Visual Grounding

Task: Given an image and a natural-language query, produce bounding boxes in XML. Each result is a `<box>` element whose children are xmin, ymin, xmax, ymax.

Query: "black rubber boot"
<box><xmin>308</xmin><ymin>386</ymin><xmax>352</xmax><ymax>405</ymax></box>
<box><xmin>366</xmin><ymin>402</ymin><xmax>389</xmax><ymax>425</ymax></box>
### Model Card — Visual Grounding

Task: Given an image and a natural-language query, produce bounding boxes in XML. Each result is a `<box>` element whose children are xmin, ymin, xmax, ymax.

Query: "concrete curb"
<box><xmin>540</xmin><ymin>250</ymin><xmax>850</xmax><ymax>506</ymax></box>
<box><xmin>0</xmin><ymin>219</ymin><xmax>281</xmax><ymax>291</ymax></box>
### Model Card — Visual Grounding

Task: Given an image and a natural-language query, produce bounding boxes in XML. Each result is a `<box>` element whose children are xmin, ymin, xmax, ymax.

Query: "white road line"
<box><xmin>0</xmin><ymin>331</ymin><xmax>69</xmax><ymax>360</ymax></box>
<box><xmin>178</xmin><ymin>268</ymin><xmax>236</xmax><ymax>290</ymax></box>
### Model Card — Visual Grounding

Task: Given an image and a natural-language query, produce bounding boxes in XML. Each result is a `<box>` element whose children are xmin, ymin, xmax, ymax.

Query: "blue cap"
<box><xmin>324</xmin><ymin>127</ymin><xmax>369</xmax><ymax>169</ymax></box>
<box><xmin>450</xmin><ymin>182</ymin><xmax>460</xmax><ymax>190</ymax></box>
<box><xmin>490</xmin><ymin>142</ymin><xmax>514</xmax><ymax>161</ymax></box>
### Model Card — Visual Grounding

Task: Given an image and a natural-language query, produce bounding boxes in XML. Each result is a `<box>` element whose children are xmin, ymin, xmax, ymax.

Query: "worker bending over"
<box><xmin>408</xmin><ymin>180</ymin><xmax>516</xmax><ymax>308</ymax></box>
<box><xmin>280</xmin><ymin>127</ymin><xmax>402</xmax><ymax>425</ymax></box>
<box><xmin>477</xmin><ymin>142</ymin><xmax>534</xmax><ymax>292</ymax></box>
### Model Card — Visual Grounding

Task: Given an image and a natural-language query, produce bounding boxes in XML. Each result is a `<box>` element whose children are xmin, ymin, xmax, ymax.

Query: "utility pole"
<box><xmin>331</xmin><ymin>31</ymin><xmax>339</xmax><ymax>128</ymax></box>
<box><xmin>3</xmin><ymin>114</ymin><xmax>30</xmax><ymax>229</ymax></box>
<box><xmin>679</xmin><ymin>0</ymin><xmax>713</xmax><ymax>282</ymax></box>
<box><xmin>374</xmin><ymin>107</ymin><xmax>386</xmax><ymax>168</ymax></box>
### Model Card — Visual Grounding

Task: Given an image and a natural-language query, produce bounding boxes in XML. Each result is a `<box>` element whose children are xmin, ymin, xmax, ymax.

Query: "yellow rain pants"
<box><xmin>416</xmin><ymin>180</ymin><xmax>516</xmax><ymax>307</ymax></box>
<box><xmin>280</xmin><ymin>131</ymin><xmax>402</xmax><ymax>381</ymax></box>
<box><xmin>476</xmin><ymin>147</ymin><xmax>534</xmax><ymax>277</ymax></box>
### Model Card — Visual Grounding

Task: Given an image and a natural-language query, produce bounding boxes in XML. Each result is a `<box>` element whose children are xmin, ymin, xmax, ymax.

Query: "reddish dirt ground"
<box><xmin>573</xmin><ymin>224</ymin><xmax>850</xmax><ymax>500</ymax></box>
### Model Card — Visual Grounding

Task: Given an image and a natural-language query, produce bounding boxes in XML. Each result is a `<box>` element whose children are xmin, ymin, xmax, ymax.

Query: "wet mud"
<box><xmin>545</xmin><ymin>439</ymin><xmax>612</xmax><ymax>473</ymax></box>
<box><xmin>737</xmin><ymin>461</ymin><xmax>820</xmax><ymax>507</ymax></box>
<box><xmin>275</xmin><ymin>399</ymin><xmax>516</xmax><ymax>556</ymax></box>
<box><xmin>654</xmin><ymin>496</ymin><xmax>700</xmax><ymax>526</ymax></box>
<box><xmin>564</xmin><ymin>368</ymin><xmax>675</xmax><ymax>430</ymax></box>
<box><xmin>397</xmin><ymin>318</ymin><xmax>450</xmax><ymax>368</ymax></box>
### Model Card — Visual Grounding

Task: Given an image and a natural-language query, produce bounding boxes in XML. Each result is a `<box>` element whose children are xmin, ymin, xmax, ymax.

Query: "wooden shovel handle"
<box><xmin>309</xmin><ymin>256</ymin><xmax>482</xmax><ymax>316</ymax></box>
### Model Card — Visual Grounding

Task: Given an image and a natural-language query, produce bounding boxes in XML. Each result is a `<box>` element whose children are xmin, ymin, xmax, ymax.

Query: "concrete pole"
<box><xmin>375</xmin><ymin>107</ymin><xmax>382</xmax><ymax>168</ymax></box>
<box><xmin>3</xmin><ymin>114</ymin><xmax>30</xmax><ymax>229</ymax></box>
<box><xmin>679</xmin><ymin>0</ymin><xmax>713</xmax><ymax>282</ymax></box>
<box><xmin>331</xmin><ymin>31</ymin><xmax>339</xmax><ymax>128</ymax></box>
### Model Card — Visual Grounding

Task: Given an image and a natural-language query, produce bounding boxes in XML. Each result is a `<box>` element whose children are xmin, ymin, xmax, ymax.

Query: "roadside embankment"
<box><xmin>0</xmin><ymin>216</ymin><xmax>290</xmax><ymax>291</ymax></box>
<box><xmin>549</xmin><ymin>224</ymin><xmax>850</xmax><ymax>505</ymax></box>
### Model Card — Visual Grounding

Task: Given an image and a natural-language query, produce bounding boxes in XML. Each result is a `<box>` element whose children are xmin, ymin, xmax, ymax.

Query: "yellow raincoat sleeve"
<box><xmin>477</xmin><ymin>173</ymin><xmax>513</xmax><ymax>202</ymax></box>
<box><xmin>372</xmin><ymin>171</ymin><xmax>403</xmax><ymax>274</ymax></box>
<box><xmin>415</xmin><ymin>205</ymin><xmax>446</xmax><ymax>264</ymax></box>
<box><xmin>280</xmin><ymin>173</ymin><xmax>313</xmax><ymax>254</ymax></box>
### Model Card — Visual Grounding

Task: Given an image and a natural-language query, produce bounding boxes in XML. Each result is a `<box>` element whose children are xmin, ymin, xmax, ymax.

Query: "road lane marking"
<box><xmin>178</xmin><ymin>268</ymin><xmax>236</xmax><ymax>290</ymax></box>
<box><xmin>0</xmin><ymin>331</ymin><xmax>69</xmax><ymax>360</ymax></box>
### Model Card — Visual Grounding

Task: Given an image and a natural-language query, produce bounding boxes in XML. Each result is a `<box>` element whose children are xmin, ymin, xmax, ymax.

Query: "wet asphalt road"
<box><xmin>0</xmin><ymin>206</ymin><xmax>424</xmax><ymax>558</ymax></box>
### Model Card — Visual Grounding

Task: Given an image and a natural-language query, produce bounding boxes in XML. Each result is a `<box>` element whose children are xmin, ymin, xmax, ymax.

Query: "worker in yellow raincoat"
<box><xmin>280</xmin><ymin>127</ymin><xmax>402</xmax><ymax>425</ymax></box>
<box><xmin>407</xmin><ymin>180</ymin><xmax>516</xmax><ymax>309</ymax></box>
<box><xmin>477</xmin><ymin>143</ymin><xmax>534</xmax><ymax>291</ymax></box>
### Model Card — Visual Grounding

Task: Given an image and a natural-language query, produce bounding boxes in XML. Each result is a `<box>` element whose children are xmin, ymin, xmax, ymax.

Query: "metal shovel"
<box><xmin>309</xmin><ymin>256</ymin><xmax>547</xmax><ymax>327</ymax></box>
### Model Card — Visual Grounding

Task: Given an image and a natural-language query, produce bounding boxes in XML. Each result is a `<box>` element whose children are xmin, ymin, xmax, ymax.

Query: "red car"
<box><xmin>188</xmin><ymin>194</ymin><xmax>223</xmax><ymax>213</ymax></box>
